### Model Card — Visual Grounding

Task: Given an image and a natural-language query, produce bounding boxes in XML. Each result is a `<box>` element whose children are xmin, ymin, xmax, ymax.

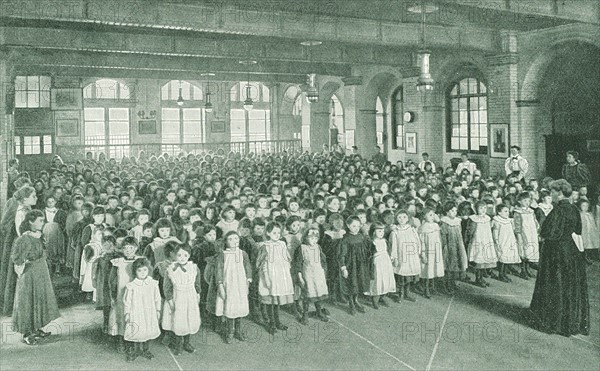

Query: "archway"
<box><xmin>362</xmin><ymin>71</ymin><xmax>400</xmax><ymax>158</ymax></box>
<box><xmin>526</xmin><ymin>41</ymin><xmax>600</xmax><ymax>187</ymax></box>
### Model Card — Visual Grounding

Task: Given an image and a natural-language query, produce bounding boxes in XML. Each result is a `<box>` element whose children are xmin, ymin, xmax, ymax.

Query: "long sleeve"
<box><xmin>576</xmin><ymin>163</ymin><xmax>591</xmax><ymax>186</ymax></box>
<box><xmin>513</xmin><ymin>212</ymin><xmax>523</xmax><ymax>235</ymax></box>
<box><xmin>338</xmin><ymin>238</ymin><xmax>349</xmax><ymax>269</ymax></box>
<box><xmin>255</xmin><ymin>243</ymin><xmax>267</xmax><ymax>270</ymax></box>
<box><xmin>163</xmin><ymin>272</ymin><xmax>174</xmax><ymax>301</ymax></box>
<box><xmin>143</xmin><ymin>244</ymin><xmax>156</xmax><ymax>267</ymax></box>
<box><xmin>153</xmin><ymin>282</ymin><xmax>162</xmax><ymax>313</ymax></box>
<box><xmin>194</xmin><ymin>265</ymin><xmax>202</xmax><ymax>294</ymax></box>
<box><xmin>215</xmin><ymin>253</ymin><xmax>224</xmax><ymax>283</ymax></box>
<box><xmin>293</xmin><ymin>245</ymin><xmax>303</xmax><ymax>275</ymax></box>
<box><xmin>80</xmin><ymin>225</ymin><xmax>92</xmax><ymax>247</ymax></box>
<box><xmin>11</xmin><ymin>236</ymin><xmax>29</xmax><ymax>266</ymax></box>
<box><xmin>389</xmin><ymin>231</ymin><xmax>398</xmax><ymax>260</ymax></box>
<box><xmin>242</xmin><ymin>251</ymin><xmax>252</xmax><ymax>280</ymax></box>
<box><xmin>504</xmin><ymin>158</ymin><xmax>512</xmax><ymax>176</ymax></box>
<box><xmin>109</xmin><ymin>265</ymin><xmax>118</xmax><ymax>300</ymax></box>
<box><xmin>491</xmin><ymin>221</ymin><xmax>500</xmax><ymax>246</ymax></box>
<box><xmin>464</xmin><ymin>220</ymin><xmax>476</xmax><ymax>248</ymax></box>
<box><xmin>519</xmin><ymin>158</ymin><xmax>529</xmax><ymax>179</ymax></box>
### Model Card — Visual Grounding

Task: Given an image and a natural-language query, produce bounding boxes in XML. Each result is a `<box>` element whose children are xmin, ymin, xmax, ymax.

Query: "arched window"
<box><xmin>83</xmin><ymin>79</ymin><xmax>131</xmax><ymax>159</ymax></box>
<box><xmin>391</xmin><ymin>87</ymin><xmax>403</xmax><ymax>149</ymax></box>
<box><xmin>447</xmin><ymin>77</ymin><xmax>488</xmax><ymax>153</ymax></box>
<box><xmin>376</xmin><ymin>97</ymin><xmax>384</xmax><ymax>148</ymax></box>
<box><xmin>292</xmin><ymin>94</ymin><xmax>302</xmax><ymax>117</ymax></box>
<box><xmin>160</xmin><ymin>80</ymin><xmax>206</xmax><ymax>155</ymax></box>
<box><xmin>329</xmin><ymin>94</ymin><xmax>344</xmax><ymax>147</ymax></box>
<box><xmin>230</xmin><ymin>82</ymin><xmax>271</xmax><ymax>146</ymax></box>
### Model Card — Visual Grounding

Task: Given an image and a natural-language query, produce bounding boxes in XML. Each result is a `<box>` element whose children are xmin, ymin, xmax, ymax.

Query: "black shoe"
<box><xmin>117</xmin><ymin>341</ymin><xmax>126</xmax><ymax>354</ymax></box>
<box><xmin>474</xmin><ymin>280</ymin><xmax>486</xmax><ymax>288</ymax></box>
<box><xmin>183</xmin><ymin>342</ymin><xmax>195</xmax><ymax>353</ymax></box>
<box><xmin>499</xmin><ymin>274</ymin><xmax>510</xmax><ymax>283</ymax></box>
<box><xmin>423</xmin><ymin>290</ymin><xmax>432</xmax><ymax>299</ymax></box>
<box><xmin>348</xmin><ymin>306</ymin><xmax>356</xmax><ymax>315</ymax></box>
<box><xmin>35</xmin><ymin>329</ymin><xmax>51</xmax><ymax>338</ymax></box>
<box><xmin>141</xmin><ymin>351</ymin><xmax>154</xmax><ymax>360</ymax></box>
<box><xmin>22</xmin><ymin>334</ymin><xmax>38</xmax><ymax>346</ymax></box>
<box><xmin>488</xmin><ymin>271</ymin><xmax>499</xmax><ymax>280</ymax></box>
<box><xmin>275</xmin><ymin>323</ymin><xmax>288</xmax><ymax>331</ymax></box>
<box><xmin>317</xmin><ymin>310</ymin><xmax>330</xmax><ymax>322</ymax></box>
<box><xmin>226</xmin><ymin>334</ymin><xmax>234</xmax><ymax>344</ymax></box>
<box><xmin>404</xmin><ymin>293</ymin><xmax>417</xmax><ymax>302</ymax></box>
<box><xmin>519</xmin><ymin>271</ymin><xmax>529</xmax><ymax>280</ymax></box>
<box><xmin>371</xmin><ymin>298</ymin><xmax>379</xmax><ymax>309</ymax></box>
<box><xmin>298</xmin><ymin>315</ymin><xmax>309</xmax><ymax>326</ymax></box>
<box><xmin>234</xmin><ymin>330</ymin><xmax>247</xmax><ymax>342</ymax></box>
<box><xmin>354</xmin><ymin>302</ymin><xmax>366</xmax><ymax>313</ymax></box>
<box><xmin>268</xmin><ymin>323</ymin><xmax>277</xmax><ymax>335</ymax></box>
<box><xmin>322</xmin><ymin>308</ymin><xmax>331</xmax><ymax>316</ymax></box>
<box><xmin>379</xmin><ymin>297</ymin><xmax>390</xmax><ymax>307</ymax></box>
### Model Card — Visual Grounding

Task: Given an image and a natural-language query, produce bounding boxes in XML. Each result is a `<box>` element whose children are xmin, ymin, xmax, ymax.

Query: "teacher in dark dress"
<box><xmin>529</xmin><ymin>179</ymin><xmax>589</xmax><ymax>336</ymax></box>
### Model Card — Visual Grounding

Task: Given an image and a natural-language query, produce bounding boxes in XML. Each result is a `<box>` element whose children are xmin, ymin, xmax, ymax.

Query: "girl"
<box><xmin>212</xmin><ymin>232</ymin><xmax>252</xmax><ymax>344</ymax></box>
<box><xmin>123</xmin><ymin>257</ymin><xmax>161</xmax><ymax>362</ymax></box>
<box><xmin>465</xmin><ymin>201</ymin><xmax>498</xmax><ymax>287</ymax></box>
<box><xmin>108</xmin><ymin>237</ymin><xmax>141</xmax><ymax>353</ymax></box>
<box><xmin>171</xmin><ymin>205</ymin><xmax>190</xmax><ymax>243</ymax></box>
<box><xmin>144</xmin><ymin>218</ymin><xmax>181</xmax><ymax>267</ymax></box>
<box><xmin>12</xmin><ymin>210</ymin><xmax>60</xmax><ymax>345</ymax></box>
<box><xmin>216</xmin><ymin>205</ymin><xmax>239</xmax><ymax>238</ymax></box>
<box><xmin>390</xmin><ymin>210</ymin><xmax>422</xmax><ymax>302</ymax></box>
<box><xmin>42</xmin><ymin>195</ymin><xmax>67</xmax><ymax>274</ymax></box>
<box><xmin>491</xmin><ymin>204</ymin><xmax>521</xmax><ymax>283</ymax></box>
<box><xmin>129</xmin><ymin>209</ymin><xmax>151</xmax><ymax>243</ymax></box>
<box><xmin>321</xmin><ymin>213</ymin><xmax>346</xmax><ymax>305</ymax></box>
<box><xmin>439</xmin><ymin>202</ymin><xmax>468</xmax><ymax>293</ymax></box>
<box><xmin>65</xmin><ymin>195</ymin><xmax>84</xmax><ymax>270</ymax></box>
<box><xmin>80</xmin><ymin>226</ymin><xmax>104</xmax><ymax>301</ymax></box>
<box><xmin>339</xmin><ymin>216</ymin><xmax>372</xmax><ymax>315</ymax></box>
<box><xmin>257</xmin><ymin>222</ymin><xmax>295</xmax><ymax>334</ymax></box>
<box><xmin>294</xmin><ymin>227</ymin><xmax>330</xmax><ymax>322</ymax></box>
<box><xmin>366</xmin><ymin>223</ymin><xmax>395</xmax><ymax>309</ymax></box>
<box><xmin>95</xmin><ymin>235</ymin><xmax>121</xmax><ymax>335</ymax></box>
<box><xmin>534</xmin><ymin>190</ymin><xmax>554</xmax><ymax>229</ymax></box>
<box><xmin>163</xmin><ymin>243</ymin><xmax>202</xmax><ymax>355</ymax></box>
<box><xmin>579</xmin><ymin>199</ymin><xmax>599</xmax><ymax>262</ymax></box>
<box><xmin>513</xmin><ymin>193</ymin><xmax>539</xmax><ymax>279</ymax></box>
<box><xmin>419</xmin><ymin>208</ymin><xmax>445</xmax><ymax>298</ymax></box>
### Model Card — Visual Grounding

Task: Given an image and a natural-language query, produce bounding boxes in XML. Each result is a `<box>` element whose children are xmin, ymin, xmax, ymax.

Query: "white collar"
<box><xmin>493</xmin><ymin>215</ymin><xmax>512</xmax><ymax>224</ymax></box>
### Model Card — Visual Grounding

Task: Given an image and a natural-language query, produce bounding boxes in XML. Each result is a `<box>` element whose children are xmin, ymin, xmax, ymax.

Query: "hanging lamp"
<box><xmin>416</xmin><ymin>0</ymin><xmax>434</xmax><ymax>92</ymax></box>
<box><xmin>176</xmin><ymin>80</ymin><xmax>184</xmax><ymax>106</ymax></box>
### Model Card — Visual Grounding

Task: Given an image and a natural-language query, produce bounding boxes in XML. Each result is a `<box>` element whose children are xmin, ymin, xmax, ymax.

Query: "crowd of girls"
<box><xmin>0</xmin><ymin>148</ymin><xmax>598</xmax><ymax>360</ymax></box>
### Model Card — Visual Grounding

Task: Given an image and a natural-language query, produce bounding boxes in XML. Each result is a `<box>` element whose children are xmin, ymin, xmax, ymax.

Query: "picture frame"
<box><xmin>138</xmin><ymin>120</ymin><xmax>157</xmax><ymax>135</ymax></box>
<box><xmin>51</xmin><ymin>88</ymin><xmax>83</xmax><ymax>110</ymax></box>
<box><xmin>489</xmin><ymin>124</ymin><xmax>510</xmax><ymax>158</ymax></box>
<box><xmin>211</xmin><ymin>120</ymin><xmax>226</xmax><ymax>133</ymax></box>
<box><xmin>56</xmin><ymin>118</ymin><xmax>79</xmax><ymax>137</ymax></box>
<box><xmin>405</xmin><ymin>132</ymin><xmax>417</xmax><ymax>154</ymax></box>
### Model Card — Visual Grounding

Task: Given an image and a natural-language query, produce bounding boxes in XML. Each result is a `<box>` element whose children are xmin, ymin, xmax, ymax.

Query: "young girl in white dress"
<box><xmin>579</xmin><ymin>199</ymin><xmax>599</xmax><ymax>263</ymax></box>
<box><xmin>389</xmin><ymin>210</ymin><xmax>423</xmax><ymax>302</ymax></box>
<box><xmin>513</xmin><ymin>192</ymin><xmax>539</xmax><ymax>279</ymax></box>
<box><xmin>491</xmin><ymin>204</ymin><xmax>521</xmax><ymax>283</ymax></box>
<box><xmin>123</xmin><ymin>257</ymin><xmax>161</xmax><ymax>362</ymax></box>
<box><xmin>215</xmin><ymin>231</ymin><xmax>252</xmax><ymax>344</ymax></box>
<box><xmin>163</xmin><ymin>243</ymin><xmax>202</xmax><ymax>355</ymax></box>
<box><xmin>419</xmin><ymin>208</ymin><xmax>445</xmax><ymax>298</ymax></box>
<box><xmin>366</xmin><ymin>223</ymin><xmax>395</xmax><ymax>309</ymax></box>
<box><xmin>80</xmin><ymin>226</ymin><xmax>103</xmax><ymax>302</ymax></box>
<box><xmin>294</xmin><ymin>228</ymin><xmax>330</xmax><ymax>323</ymax></box>
<box><xmin>465</xmin><ymin>201</ymin><xmax>497</xmax><ymax>287</ymax></box>
<box><xmin>257</xmin><ymin>222</ymin><xmax>294</xmax><ymax>334</ymax></box>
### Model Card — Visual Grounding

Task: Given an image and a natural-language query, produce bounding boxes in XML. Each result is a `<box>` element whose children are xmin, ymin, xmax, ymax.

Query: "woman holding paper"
<box><xmin>529</xmin><ymin>179</ymin><xmax>589</xmax><ymax>337</ymax></box>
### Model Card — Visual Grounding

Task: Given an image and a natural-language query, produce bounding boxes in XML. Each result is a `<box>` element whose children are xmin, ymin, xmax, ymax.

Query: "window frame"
<box><xmin>391</xmin><ymin>87</ymin><xmax>404</xmax><ymax>150</ymax></box>
<box><xmin>14</xmin><ymin>135</ymin><xmax>53</xmax><ymax>155</ymax></box>
<box><xmin>446</xmin><ymin>77</ymin><xmax>488</xmax><ymax>154</ymax></box>
<box><xmin>14</xmin><ymin>76</ymin><xmax>51</xmax><ymax>108</ymax></box>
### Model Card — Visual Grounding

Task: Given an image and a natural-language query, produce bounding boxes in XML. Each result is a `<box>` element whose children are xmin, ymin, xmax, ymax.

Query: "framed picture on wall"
<box><xmin>211</xmin><ymin>120</ymin><xmax>226</xmax><ymax>133</ymax></box>
<box><xmin>56</xmin><ymin>118</ymin><xmax>79</xmax><ymax>137</ymax></box>
<box><xmin>489</xmin><ymin>124</ymin><xmax>510</xmax><ymax>158</ymax></box>
<box><xmin>51</xmin><ymin>88</ymin><xmax>83</xmax><ymax>110</ymax></box>
<box><xmin>138</xmin><ymin>120</ymin><xmax>157</xmax><ymax>135</ymax></box>
<box><xmin>405</xmin><ymin>132</ymin><xmax>417</xmax><ymax>154</ymax></box>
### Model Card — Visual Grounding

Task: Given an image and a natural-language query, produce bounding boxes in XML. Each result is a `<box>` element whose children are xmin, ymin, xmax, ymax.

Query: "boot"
<box><xmin>474</xmin><ymin>271</ymin><xmax>486</xmax><ymax>288</ymax></box>
<box><xmin>348</xmin><ymin>299</ymin><xmax>356</xmax><ymax>315</ymax></box>
<box><xmin>525</xmin><ymin>262</ymin><xmax>535</xmax><ymax>278</ymax></box>
<box><xmin>519</xmin><ymin>262</ymin><xmax>529</xmax><ymax>280</ymax></box>
<box><xmin>487</xmin><ymin>269</ymin><xmax>498</xmax><ymax>280</ymax></box>
<box><xmin>141</xmin><ymin>341</ymin><xmax>154</xmax><ymax>360</ymax></box>
<box><xmin>226</xmin><ymin>319</ymin><xmax>234</xmax><ymax>344</ymax></box>
<box><xmin>371</xmin><ymin>296</ymin><xmax>380</xmax><ymax>309</ymax></box>
<box><xmin>423</xmin><ymin>280</ymin><xmax>432</xmax><ymax>299</ymax></box>
<box><xmin>396</xmin><ymin>284</ymin><xmax>404</xmax><ymax>303</ymax></box>
<box><xmin>353</xmin><ymin>296</ymin><xmax>365</xmax><ymax>313</ymax></box>
<box><xmin>161</xmin><ymin>330</ymin><xmax>172</xmax><ymax>347</ymax></box>
<box><xmin>234</xmin><ymin>318</ymin><xmax>246</xmax><ymax>341</ymax></box>
<box><xmin>315</xmin><ymin>302</ymin><xmax>329</xmax><ymax>322</ymax></box>
<box><xmin>267</xmin><ymin>305</ymin><xmax>277</xmax><ymax>334</ymax></box>
<box><xmin>126</xmin><ymin>342</ymin><xmax>139</xmax><ymax>362</ymax></box>
<box><xmin>274</xmin><ymin>305</ymin><xmax>288</xmax><ymax>331</ymax></box>
<box><xmin>171</xmin><ymin>336</ymin><xmax>182</xmax><ymax>356</ymax></box>
<box><xmin>404</xmin><ymin>285</ymin><xmax>416</xmax><ymax>302</ymax></box>
<box><xmin>379</xmin><ymin>295</ymin><xmax>390</xmax><ymax>307</ymax></box>
<box><xmin>116</xmin><ymin>336</ymin><xmax>126</xmax><ymax>354</ymax></box>
<box><xmin>182</xmin><ymin>335</ymin><xmax>195</xmax><ymax>353</ymax></box>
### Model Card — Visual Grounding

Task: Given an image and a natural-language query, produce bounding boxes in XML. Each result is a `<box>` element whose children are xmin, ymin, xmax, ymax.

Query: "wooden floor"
<box><xmin>2</xmin><ymin>263</ymin><xmax>598</xmax><ymax>370</ymax></box>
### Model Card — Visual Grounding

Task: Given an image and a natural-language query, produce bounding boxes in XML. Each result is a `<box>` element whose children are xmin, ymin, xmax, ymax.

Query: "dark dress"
<box><xmin>338</xmin><ymin>232</ymin><xmax>372</xmax><ymax>296</ymax></box>
<box><xmin>530</xmin><ymin>199</ymin><xmax>590</xmax><ymax>336</ymax></box>
<box><xmin>0</xmin><ymin>202</ymin><xmax>28</xmax><ymax>315</ymax></box>
<box><xmin>12</xmin><ymin>233</ymin><xmax>60</xmax><ymax>334</ymax></box>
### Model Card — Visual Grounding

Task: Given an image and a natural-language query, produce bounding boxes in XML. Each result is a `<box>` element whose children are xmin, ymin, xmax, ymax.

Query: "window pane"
<box><xmin>109</xmin><ymin>108</ymin><xmax>129</xmax><ymax>121</ymax></box>
<box><xmin>96</xmin><ymin>79</ymin><xmax>118</xmax><ymax>99</ymax></box>
<box><xmin>469</xmin><ymin>78</ymin><xmax>478</xmax><ymax>95</ymax></box>
<box><xmin>183</xmin><ymin>108</ymin><xmax>201</xmax><ymax>120</ymax></box>
<box><xmin>460</xmin><ymin>79</ymin><xmax>469</xmax><ymax>95</ymax></box>
<box><xmin>450</xmin><ymin>85</ymin><xmax>457</xmax><ymax>96</ymax></box>
<box><xmin>85</xmin><ymin>107</ymin><xmax>104</xmax><ymax>120</ymax></box>
<box><xmin>479</xmin><ymin>110</ymin><xmax>487</xmax><ymax>124</ymax></box>
<box><xmin>471</xmin><ymin>138</ymin><xmax>479</xmax><ymax>151</ymax></box>
<box><xmin>479</xmin><ymin>96</ymin><xmax>487</xmax><ymax>110</ymax></box>
<box><xmin>15</xmin><ymin>91</ymin><xmax>27</xmax><ymax>108</ymax></box>
<box><xmin>162</xmin><ymin>108</ymin><xmax>179</xmax><ymax>121</ymax></box>
<box><xmin>471</xmin><ymin>125</ymin><xmax>479</xmax><ymax>138</ymax></box>
<box><xmin>180</xmin><ymin>81</ymin><xmax>191</xmax><ymax>100</ymax></box>
<box><xmin>110</xmin><ymin>120</ymin><xmax>129</xmax><ymax>136</ymax></box>
<box><xmin>183</xmin><ymin>121</ymin><xmax>202</xmax><ymax>143</ymax></box>
<box><xmin>40</xmin><ymin>76</ymin><xmax>51</xmax><ymax>91</ymax></box>
<box><xmin>84</xmin><ymin>84</ymin><xmax>94</xmax><ymax>99</ymax></box>
<box><xmin>27</xmin><ymin>76</ymin><xmax>39</xmax><ymax>91</ymax></box>
<box><xmin>470</xmin><ymin>110</ymin><xmax>479</xmax><ymax>124</ymax></box>
<box><xmin>460</xmin><ymin>137</ymin><xmax>468</xmax><ymax>149</ymax></box>
<box><xmin>262</xmin><ymin>85</ymin><xmax>270</xmax><ymax>102</ymax></box>
<box><xmin>230</xmin><ymin>109</ymin><xmax>246</xmax><ymax>142</ymax></box>
<box><xmin>15</xmin><ymin>76</ymin><xmax>27</xmax><ymax>90</ymax></box>
<box><xmin>14</xmin><ymin>137</ymin><xmax>21</xmax><ymax>155</ymax></box>
<box><xmin>27</xmin><ymin>91</ymin><xmax>39</xmax><ymax>107</ymax></box>
<box><xmin>479</xmin><ymin>82</ymin><xmax>487</xmax><ymax>94</ymax></box>
<box><xmin>460</xmin><ymin>124</ymin><xmax>467</xmax><ymax>136</ymax></box>
<box><xmin>161</xmin><ymin>83</ymin><xmax>169</xmax><ymax>100</ymax></box>
<box><xmin>192</xmin><ymin>85</ymin><xmax>202</xmax><ymax>100</ymax></box>
<box><xmin>451</xmin><ymin>137</ymin><xmax>459</xmax><ymax>150</ymax></box>
<box><xmin>459</xmin><ymin>110</ymin><xmax>468</xmax><ymax>124</ymax></box>
<box><xmin>452</xmin><ymin>126</ymin><xmax>459</xmax><ymax>137</ymax></box>
<box><xmin>230</xmin><ymin>84</ymin><xmax>239</xmax><ymax>102</ymax></box>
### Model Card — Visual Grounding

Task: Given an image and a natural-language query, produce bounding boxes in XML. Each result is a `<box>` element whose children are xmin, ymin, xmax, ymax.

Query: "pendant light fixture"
<box><xmin>415</xmin><ymin>0</ymin><xmax>435</xmax><ymax>92</ymax></box>
<box><xmin>300</xmin><ymin>40</ymin><xmax>322</xmax><ymax>104</ymax></box>
<box><xmin>200</xmin><ymin>72</ymin><xmax>215</xmax><ymax>113</ymax></box>
<box><xmin>176</xmin><ymin>80</ymin><xmax>184</xmax><ymax>106</ymax></box>
<box><xmin>239</xmin><ymin>59</ymin><xmax>257</xmax><ymax>111</ymax></box>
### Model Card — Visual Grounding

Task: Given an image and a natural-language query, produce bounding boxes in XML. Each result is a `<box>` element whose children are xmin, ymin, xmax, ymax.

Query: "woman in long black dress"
<box><xmin>12</xmin><ymin>210</ymin><xmax>60</xmax><ymax>345</ymax></box>
<box><xmin>530</xmin><ymin>179</ymin><xmax>590</xmax><ymax>336</ymax></box>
